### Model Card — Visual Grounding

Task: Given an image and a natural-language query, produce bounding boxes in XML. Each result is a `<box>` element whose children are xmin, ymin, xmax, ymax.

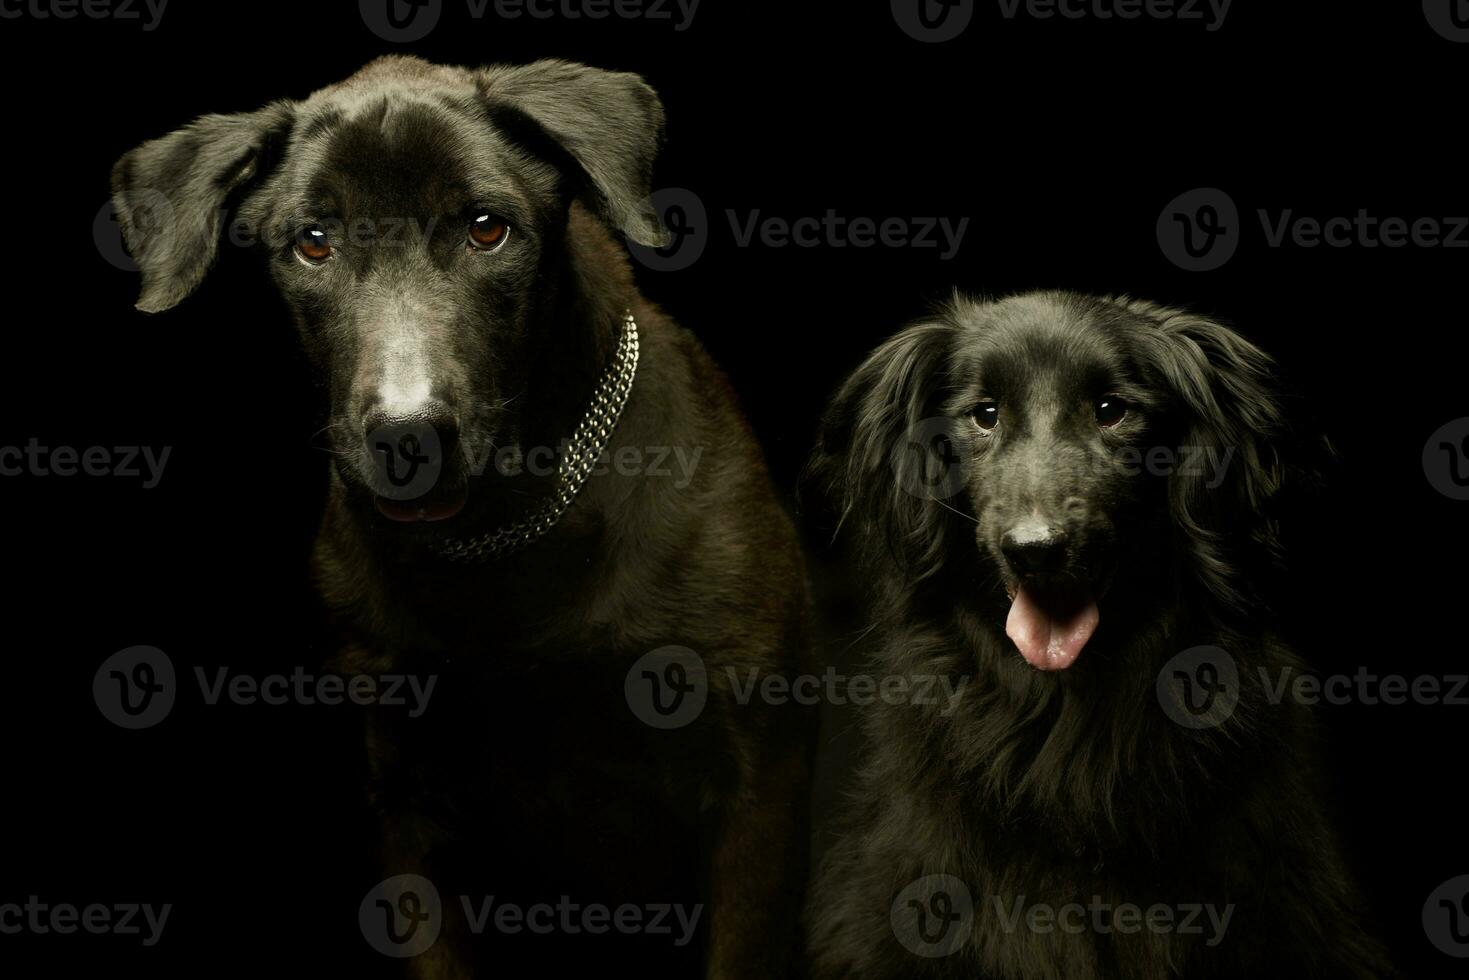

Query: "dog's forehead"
<box><xmin>957</xmin><ymin>294</ymin><xmax>1131</xmax><ymax>390</ymax></box>
<box><xmin>280</xmin><ymin>67</ymin><xmax>542</xmax><ymax>216</ymax></box>
<box><xmin>304</xmin><ymin>54</ymin><xmax>478</xmax><ymax>108</ymax></box>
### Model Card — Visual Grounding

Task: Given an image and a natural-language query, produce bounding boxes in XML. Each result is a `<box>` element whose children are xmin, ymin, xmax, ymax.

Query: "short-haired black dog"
<box><xmin>112</xmin><ymin>56</ymin><xmax>813</xmax><ymax>977</ymax></box>
<box><xmin>805</xmin><ymin>291</ymin><xmax>1392</xmax><ymax>978</ymax></box>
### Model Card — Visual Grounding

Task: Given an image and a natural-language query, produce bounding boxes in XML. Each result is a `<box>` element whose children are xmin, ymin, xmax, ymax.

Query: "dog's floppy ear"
<box><xmin>476</xmin><ymin>60</ymin><xmax>668</xmax><ymax>247</ymax></box>
<box><xmin>808</xmin><ymin>319</ymin><xmax>957</xmax><ymax>576</ymax></box>
<box><xmin>1145</xmin><ymin>306</ymin><xmax>1286</xmax><ymax>610</ymax></box>
<box><xmin>110</xmin><ymin>101</ymin><xmax>295</xmax><ymax>313</ymax></box>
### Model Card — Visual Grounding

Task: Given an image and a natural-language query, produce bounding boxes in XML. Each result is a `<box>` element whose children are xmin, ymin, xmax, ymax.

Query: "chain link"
<box><xmin>433</xmin><ymin>311</ymin><xmax>641</xmax><ymax>563</ymax></box>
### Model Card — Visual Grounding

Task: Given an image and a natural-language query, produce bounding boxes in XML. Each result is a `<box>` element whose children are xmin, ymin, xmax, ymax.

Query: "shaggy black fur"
<box><xmin>805</xmin><ymin>291</ymin><xmax>1393</xmax><ymax>979</ymax></box>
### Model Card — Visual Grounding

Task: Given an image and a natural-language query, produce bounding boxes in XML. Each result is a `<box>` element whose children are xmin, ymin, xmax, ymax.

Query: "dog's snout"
<box><xmin>1000</xmin><ymin>523</ymin><xmax>1069</xmax><ymax>577</ymax></box>
<box><xmin>363</xmin><ymin>402</ymin><xmax>461</xmax><ymax>454</ymax></box>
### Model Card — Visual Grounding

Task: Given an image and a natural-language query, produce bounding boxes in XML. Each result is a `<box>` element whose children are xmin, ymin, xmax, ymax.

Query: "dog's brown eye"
<box><xmin>295</xmin><ymin>225</ymin><xmax>332</xmax><ymax>263</ymax></box>
<box><xmin>973</xmin><ymin>400</ymin><xmax>999</xmax><ymax>430</ymax></box>
<box><xmin>1096</xmin><ymin>394</ymin><xmax>1128</xmax><ymax>427</ymax></box>
<box><xmin>469</xmin><ymin>214</ymin><xmax>509</xmax><ymax>250</ymax></box>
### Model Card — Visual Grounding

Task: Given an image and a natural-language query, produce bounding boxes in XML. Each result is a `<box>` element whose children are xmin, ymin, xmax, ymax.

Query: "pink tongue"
<box><xmin>1006</xmin><ymin>584</ymin><xmax>1100</xmax><ymax>671</ymax></box>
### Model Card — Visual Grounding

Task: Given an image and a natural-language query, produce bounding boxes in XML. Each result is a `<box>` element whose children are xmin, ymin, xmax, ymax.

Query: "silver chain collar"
<box><xmin>434</xmin><ymin>310</ymin><xmax>641</xmax><ymax>563</ymax></box>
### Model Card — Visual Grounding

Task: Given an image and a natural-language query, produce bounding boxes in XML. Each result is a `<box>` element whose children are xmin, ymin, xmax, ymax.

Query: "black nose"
<box><xmin>1000</xmin><ymin>526</ymin><xmax>1069</xmax><ymax>577</ymax></box>
<box><xmin>362</xmin><ymin>403</ymin><xmax>460</xmax><ymax>457</ymax></box>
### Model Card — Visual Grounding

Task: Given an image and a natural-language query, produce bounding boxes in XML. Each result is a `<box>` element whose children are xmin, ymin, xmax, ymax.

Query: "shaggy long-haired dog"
<box><xmin>806</xmin><ymin>291</ymin><xmax>1392</xmax><ymax>978</ymax></box>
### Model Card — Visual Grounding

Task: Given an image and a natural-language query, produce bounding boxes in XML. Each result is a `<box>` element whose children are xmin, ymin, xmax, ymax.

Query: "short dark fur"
<box><xmin>806</xmin><ymin>291</ymin><xmax>1391</xmax><ymax>979</ymax></box>
<box><xmin>113</xmin><ymin>56</ymin><xmax>813</xmax><ymax>978</ymax></box>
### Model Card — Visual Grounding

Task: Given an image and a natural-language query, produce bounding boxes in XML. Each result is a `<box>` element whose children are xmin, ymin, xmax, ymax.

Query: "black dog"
<box><xmin>112</xmin><ymin>56</ymin><xmax>813</xmax><ymax>977</ymax></box>
<box><xmin>806</xmin><ymin>291</ymin><xmax>1392</xmax><ymax>978</ymax></box>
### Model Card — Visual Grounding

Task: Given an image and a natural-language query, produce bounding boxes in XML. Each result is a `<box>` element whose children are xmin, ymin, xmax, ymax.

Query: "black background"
<box><xmin>2</xmin><ymin>0</ymin><xmax>1465</xmax><ymax>975</ymax></box>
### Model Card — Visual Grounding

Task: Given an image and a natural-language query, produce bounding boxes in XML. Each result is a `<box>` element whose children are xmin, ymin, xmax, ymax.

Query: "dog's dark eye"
<box><xmin>973</xmin><ymin>399</ymin><xmax>999</xmax><ymax>430</ymax></box>
<box><xmin>469</xmin><ymin>214</ymin><xmax>510</xmax><ymax>251</ymax></box>
<box><xmin>295</xmin><ymin>225</ymin><xmax>332</xmax><ymax>263</ymax></box>
<box><xmin>1095</xmin><ymin>394</ymin><xmax>1128</xmax><ymax>427</ymax></box>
